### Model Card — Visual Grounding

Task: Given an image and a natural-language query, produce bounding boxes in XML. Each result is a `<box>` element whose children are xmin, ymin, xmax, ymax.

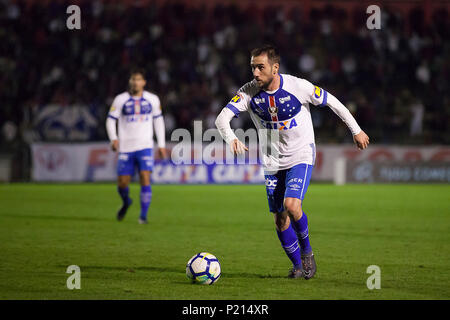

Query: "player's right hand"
<box><xmin>353</xmin><ymin>130</ymin><xmax>370</xmax><ymax>150</ymax></box>
<box><xmin>111</xmin><ymin>140</ymin><xmax>119</xmax><ymax>152</ymax></box>
<box><xmin>230</xmin><ymin>139</ymin><xmax>248</xmax><ymax>155</ymax></box>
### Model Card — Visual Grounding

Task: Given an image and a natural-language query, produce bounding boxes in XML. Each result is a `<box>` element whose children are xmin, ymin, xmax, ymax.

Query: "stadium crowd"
<box><xmin>1</xmin><ymin>0</ymin><xmax>449</xmax><ymax>155</ymax></box>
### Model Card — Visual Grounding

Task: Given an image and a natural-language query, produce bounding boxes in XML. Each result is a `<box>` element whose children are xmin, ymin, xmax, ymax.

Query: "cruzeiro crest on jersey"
<box><xmin>122</xmin><ymin>98</ymin><xmax>153</xmax><ymax>122</ymax></box>
<box><xmin>268</xmin><ymin>96</ymin><xmax>279</xmax><ymax>122</ymax></box>
<box><xmin>250</xmin><ymin>91</ymin><xmax>302</xmax><ymax>130</ymax></box>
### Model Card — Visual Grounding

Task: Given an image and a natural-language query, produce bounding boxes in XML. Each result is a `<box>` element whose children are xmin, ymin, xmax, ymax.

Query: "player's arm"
<box><xmin>215</xmin><ymin>92</ymin><xmax>249</xmax><ymax>155</ymax></box>
<box><xmin>152</xmin><ymin>97</ymin><xmax>167</xmax><ymax>159</ymax></box>
<box><xmin>325</xmin><ymin>93</ymin><xmax>370</xmax><ymax>150</ymax></box>
<box><xmin>106</xmin><ymin>97</ymin><xmax>121</xmax><ymax>152</ymax></box>
<box><xmin>215</xmin><ymin>109</ymin><xmax>248</xmax><ymax>154</ymax></box>
<box><xmin>303</xmin><ymin>80</ymin><xmax>369</xmax><ymax>150</ymax></box>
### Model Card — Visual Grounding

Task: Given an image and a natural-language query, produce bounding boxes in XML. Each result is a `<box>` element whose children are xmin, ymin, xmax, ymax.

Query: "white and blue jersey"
<box><xmin>217</xmin><ymin>73</ymin><xmax>362</xmax><ymax>210</ymax></box>
<box><xmin>108</xmin><ymin>90</ymin><xmax>163</xmax><ymax>153</ymax></box>
<box><xmin>224</xmin><ymin>74</ymin><xmax>327</xmax><ymax>173</ymax></box>
<box><xmin>107</xmin><ymin>90</ymin><xmax>163</xmax><ymax>175</ymax></box>
<box><xmin>221</xmin><ymin>74</ymin><xmax>330</xmax><ymax>209</ymax></box>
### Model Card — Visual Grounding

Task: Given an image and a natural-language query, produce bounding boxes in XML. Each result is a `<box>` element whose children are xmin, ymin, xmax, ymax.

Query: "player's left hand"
<box><xmin>158</xmin><ymin>147</ymin><xmax>167</xmax><ymax>159</ymax></box>
<box><xmin>111</xmin><ymin>139</ymin><xmax>119</xmax><ymax>152</ymax></box>
<box><xmin>353</xmin><ymin>130</ymin><xmax>370</xmax><ymax>150</ymax></box>
<box><xmin>230</xmin><ymin>139</ymin><xmax>248</xmax><ymax>155</ymax></box>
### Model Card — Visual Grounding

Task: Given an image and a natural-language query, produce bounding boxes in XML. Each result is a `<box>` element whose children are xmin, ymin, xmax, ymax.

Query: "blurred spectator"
<box><xmin>410</xmin><ymin>99</ymin><xmax>424</xmax><ymax>138</ymax></box>
<box><xmin>0</xmin><ymin>0</ymin><xmax>448</xmax><ymax>151</ymax></box>
<box><xmin>2</xmin><ymin>121</ymin><xmax>17</xmax><ymax>144</ymax></box>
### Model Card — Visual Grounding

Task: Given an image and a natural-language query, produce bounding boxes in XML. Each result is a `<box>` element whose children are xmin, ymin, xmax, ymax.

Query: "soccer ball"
<box><xmin>186</xmin><ymin>252</ymin><xmax>221</xmax><ymax>285</ymax></box>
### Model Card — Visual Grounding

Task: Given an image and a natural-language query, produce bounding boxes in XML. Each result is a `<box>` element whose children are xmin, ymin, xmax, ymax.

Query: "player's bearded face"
<box><xmin>129</xmin><ymin>74</ymin><xmax>146</xmax><ymax>94</ymax></box>
<box><xmin>251</xmin><ymin>55</ymin><xmax>278</xmax><ymax>89</ymax></box>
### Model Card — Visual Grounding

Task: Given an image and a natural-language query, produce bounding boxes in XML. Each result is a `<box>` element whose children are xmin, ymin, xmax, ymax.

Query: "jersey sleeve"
<box><xmin>297</xmin><ymin>78</ymin><xmax>328</xmax><ymax>107</ymax></box>
<box><xmin>107</xmin><ymin>96</ymin><xmax>123</xmax><ymax>120</ymax></box>
<box><xmin>152</xmin><ymin>95</ymin><xmax>163</xmax><ymax>119</ymax></box>
<box><xmin>224</xmin><ymin>86</ymin><xmax>252</xmax><ymax>118</ymax></box>
<box><xmin>297</xmin><ymin>77</ymin><xmax>361</xmax><ymax>135</ymax></box>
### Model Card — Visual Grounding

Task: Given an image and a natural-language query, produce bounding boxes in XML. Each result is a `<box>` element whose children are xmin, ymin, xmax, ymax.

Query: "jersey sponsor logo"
<box><xmin>254</xmin><ymin>97</ymin><xmax>265</xmax><ymax>104</ymax></box>
<box><xmin>279</xmin><ymin>96</ymin><xmax>291</xmax><ymax>104</ymax></box>
<box><xmin>314</xmin><ymin>86</ymin><xmax>322</xmax><ymax>99</ymax></box>
<box><xmin>265</xmin><ymin>178</ymin><xmax>277</xmax><ymax>187</ymax></box>
<box><xmin>141</xmin><ymin>104</ymin><xmax>152</xmax><ymax>113</ymax></box>
<box><xmin>260</xmin><ymin>118</ymin><xmax>298</xmax><ymax>130</ymax></box>
<box><xmin>109</xmin><ymin>105</ymin><xmax>116</xmax><ymax>112</ymax></box>
<box><xmin>124</xmin><ymin>106</ymin><xmax>133</xmax><ymax>114</ymax></box>
<box><xmin>125</xmin><ymin>114</ymin><xmax>150</xmax><ymax>122</ymax></box>
<box><xmin>125</xmin><ymin>101</ymin><xmax>134</xmax><ymax>107</ymax></box>
<box><xmin>230</xmin><ymin>94</ymin><xmax>242</xmax><ymax>103</ymax></box>
<box><xmin>289</xmin><ymin>184</ymin><xmax>301</xmax><ymax>191</ymax></box>
<box><xmin>288</xmin><ymin>177</ymin><xmax>303</xmax><ymax>184</ymax></box>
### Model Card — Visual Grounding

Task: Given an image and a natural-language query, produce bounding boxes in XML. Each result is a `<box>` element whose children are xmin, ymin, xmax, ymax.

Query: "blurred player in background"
<box><xmin>215</xmin><ymin>45</ymin><xmax>369</xmax><ymax>279</ymax></box>
<box><xmin>106</xmin><ymin>69</ymin><xmax>166</xmax><ymax>224</ymax></box>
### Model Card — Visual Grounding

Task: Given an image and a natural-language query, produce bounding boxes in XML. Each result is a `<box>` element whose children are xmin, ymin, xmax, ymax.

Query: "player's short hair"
<box><xmin>129</xmin><ymin>68</ymin><xmax>146</xmax><ymax>79</ymax></box>
<box><xmin>251</xmin><ymin>45</ymin><xmax>281</xmax><ymax>65</ymax></box>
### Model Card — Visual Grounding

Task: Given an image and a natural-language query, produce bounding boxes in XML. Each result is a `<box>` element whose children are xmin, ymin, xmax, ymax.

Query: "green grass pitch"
<box><xmin>0</xmin><ymin>183</ymin><xmax>449</xmax><ymax>300</ymax></box>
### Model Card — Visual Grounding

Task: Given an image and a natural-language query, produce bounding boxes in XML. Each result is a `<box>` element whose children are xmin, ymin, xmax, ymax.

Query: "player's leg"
<box><xmin>284</xmin><ymin>198</ymin><xmax>312</xmax><ymax>255</ymax></box>
<box><xmin>273</xmin><ymin>211</ymin><xmax>303</xmax><ymax>278</ymax></box>
<box><xmin>116</xmin><ymin>152</ymin><xmax>135</xmax><ymax>221</ymax></box>
<box><xmin>118</xmin><ymin>175</ymin><xmax>132</xmax><ymax>202</ymax></box>
<box><xmin>265</xmin><ymin>173</ymin><xmax>303</xmax><ymax>278</ymax></box>
<box><xmin>136</xmin><ymin>148</ymin><xmax>153</xmax><ymax>224</ymax></box>
<box><xmin>283</xmin><ymin>163</ymin><xmax>316</xmax><ymax>279</ymax></box>
<box><xmin>117</xmin><ymin>174</ymin><xmax>133</xmax><ymax>221</ymax></box>
<box><xmin>138</xmin><ymin>170</ymin><xmax>152</xmax><ymax>224</ymax></box>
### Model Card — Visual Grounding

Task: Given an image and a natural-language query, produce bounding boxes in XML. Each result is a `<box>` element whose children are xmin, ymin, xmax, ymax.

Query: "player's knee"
<box><xmin>139</xmin><ymin>172</ymin><xmax>151</xmax><ymax>186</ymax></box>
<box><xmin>274</xmin><ymin>212</ymin><xmax>290</xmax><ymax>231</ymax></box>
<box><xmin>118</xmin><ymin>181</ymin><xmax>128</xmax><ymax>189</ymax></box>
<box><xmin>283</xmin><ymin>198</ymin><xmax>302</xmax><ymax>216</ymax></box>
<box><xmin>118</xmin><ymin>176</ymin><xmax>130</xmax><ymax>189</ymax></box>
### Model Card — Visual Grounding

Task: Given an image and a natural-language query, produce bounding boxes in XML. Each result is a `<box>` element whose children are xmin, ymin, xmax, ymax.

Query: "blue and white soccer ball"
<box><xmin>186</xmin><ymin>252</ymin><xmax>221</xmax><ymax>285</ymax></box>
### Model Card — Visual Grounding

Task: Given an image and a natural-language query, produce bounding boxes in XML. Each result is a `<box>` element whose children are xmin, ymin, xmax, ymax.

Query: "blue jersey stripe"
<box><xmin>226</xmin><ymin>104</ymin><xmax>240</xmax><ymax>118</ymax></box>
<box><xmin>108</xmin><ymin>114</ymin><xmax>118</xmax><ymax>120</ymax></box>
<box><xmin>320</xmin><ymin>90</ymin><xmax>328</xmax><ymax>107</ymax></box>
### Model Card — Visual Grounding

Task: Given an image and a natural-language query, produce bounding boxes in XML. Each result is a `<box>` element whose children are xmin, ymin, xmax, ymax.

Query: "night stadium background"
<box><xmin>0</xmin><ymin>0</ymin><xmax>449</xmax><ymax>303</ymax></box>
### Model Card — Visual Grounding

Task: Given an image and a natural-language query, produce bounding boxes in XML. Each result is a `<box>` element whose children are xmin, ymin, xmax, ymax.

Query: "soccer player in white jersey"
<box><xmin>215</xmin><ymin>45</ymin><xmax>369</xmax><ymax>279</ymax></box>
<box><xmin>106</xmin><ymin>69</ymin><xmax>166</xmax><ymax>224</ymax></box>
